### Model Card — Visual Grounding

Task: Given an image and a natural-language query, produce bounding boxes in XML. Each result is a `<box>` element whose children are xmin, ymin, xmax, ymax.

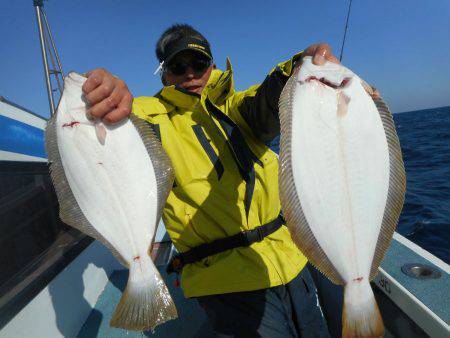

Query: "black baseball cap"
<box><xmin>160</xmin><ymin>36</ymin><xmax>213</xmax><ymax>64</ymax></box>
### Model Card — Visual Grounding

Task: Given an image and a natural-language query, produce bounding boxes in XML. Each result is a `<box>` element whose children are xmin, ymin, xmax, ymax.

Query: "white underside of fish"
<box><xmin>291</xmin><ymin>67</ymin><xmax>390</xmax><ymax>283</ymax></box>
<box><xmin>46</xmin><ymin>72</ymin><xmax>177</xmax><ymax>331</ymax></box>
<box><xmin>57</xmin><ymin>90</ymin><xmax>157</xmax><ymax>262</ymax></box>
<box><xmin>279</xmin><ymin>57</ymin><xmax>406</xmax><ymax>337</ymax></box>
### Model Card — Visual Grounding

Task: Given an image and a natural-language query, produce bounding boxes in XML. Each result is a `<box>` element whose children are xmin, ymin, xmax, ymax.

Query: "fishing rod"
<box><xmin>339</xmin><ymin>0</ymin><xmax>353</xmax><ymax>62</ymax></box>
<box><xmin>33</xmin><ymin>0</ymin><xmax>64</xmax><ymax>116</ymax></box>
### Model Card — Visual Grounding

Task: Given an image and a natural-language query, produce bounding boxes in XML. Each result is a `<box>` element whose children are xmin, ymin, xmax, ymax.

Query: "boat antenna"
<box><xmin>33</xmin><ymin>0</ymin><xmax>64</xmax><ymax>116</ymax></box>
<box><xmin>339</xmin><ymin>0</ymin><xmax>353</xmax><ymax>62</ymax></box>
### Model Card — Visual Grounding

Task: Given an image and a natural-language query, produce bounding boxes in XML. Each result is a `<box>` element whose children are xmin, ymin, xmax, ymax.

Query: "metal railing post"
<box><xmin>34</xmin><ymin>3</ymin><xmax>56</xmax><ymax>116</ymax></box>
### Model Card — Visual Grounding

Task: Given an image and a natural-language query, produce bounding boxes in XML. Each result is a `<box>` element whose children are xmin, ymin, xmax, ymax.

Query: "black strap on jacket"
<box><xmin>167</xmin><ymin>214</ymin><xmax>285</xmax><ymax>275</ymax></box>
<box><xmin>205</xmin><ymin>99</ymin><xmax>263</xmax><ymax>218</ymax></box>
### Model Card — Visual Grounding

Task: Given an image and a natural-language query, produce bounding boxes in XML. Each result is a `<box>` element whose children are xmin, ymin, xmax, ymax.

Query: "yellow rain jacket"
<box><xmin>132</xmin><ymin>53</ymin><xmax>308</xmax><ymax>297</ymax></box>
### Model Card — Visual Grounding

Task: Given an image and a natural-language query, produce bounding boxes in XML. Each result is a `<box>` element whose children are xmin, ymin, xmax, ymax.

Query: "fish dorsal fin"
<box><xmin>369</xmin><ymin>95</ymin><xmax>406</xmax><ymax>280</ymax></box>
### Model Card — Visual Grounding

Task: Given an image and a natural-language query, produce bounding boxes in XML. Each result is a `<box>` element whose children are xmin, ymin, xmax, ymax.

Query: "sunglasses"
<box><xmin>164</xmin><ymin>58</ymin><xmax>212</xmax><ymax>76</ymax></box>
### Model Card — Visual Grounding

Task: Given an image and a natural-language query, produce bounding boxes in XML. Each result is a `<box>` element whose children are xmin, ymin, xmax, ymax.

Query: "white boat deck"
<box><xmin>76</xmin><ymin>234</ymin><xmax>449</xmax><ymax>338</ymax></box>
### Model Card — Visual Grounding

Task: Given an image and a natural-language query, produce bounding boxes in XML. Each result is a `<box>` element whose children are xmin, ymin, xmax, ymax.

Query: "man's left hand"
<box><xmin>304</xmin><ymin>43</ymin><xmax>339</xmax><ymax>65</ymax></box>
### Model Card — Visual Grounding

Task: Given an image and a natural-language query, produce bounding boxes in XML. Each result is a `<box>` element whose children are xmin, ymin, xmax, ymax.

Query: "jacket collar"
<box><xmin>157</xmin><ymin>58</ymin><xmax>235</xmax><ymax>112</ymax></box>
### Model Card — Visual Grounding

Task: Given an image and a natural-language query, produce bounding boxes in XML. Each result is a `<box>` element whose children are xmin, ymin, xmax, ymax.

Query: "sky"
<box><xmin>1</xmin><ymin>0</ymin><xmax>449</xmax><ymax>118</ymax></box>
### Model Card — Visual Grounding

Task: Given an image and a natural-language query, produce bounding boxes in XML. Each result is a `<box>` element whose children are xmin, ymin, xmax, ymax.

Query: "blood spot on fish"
<box><xmin>340</xmin><ymin>78</ymin><xmax>350</xmax><ymax>87</ymax></box>
<box><xmin>305</xmin><ymin>76</ymin><xmax>318</xmax><ymax>83</ymax></box>
<box><xmin>305</xmin><ymin>76</ymin><xmax>351</xmax><ymax>89</ymax></box>
<box><xmin>320</xmin><ymin>77</ymin><xmax>339</xmax><ymax>88</ymax></box>
<box><xmin>352</xmin><ymin>277</ymin><xmax>364</xmax><ymax>282</ymax></box>
<box><xmin>62</xmin><ymin>121</ymin><xmax>80</xmax><ymax>128</ymax></box>
<box><xmin>337</xmin><ymin>92</ymin><xmax>351</xmax><ymax>118</ymax></box>
<box><xmin>133</xmin><ymin>256</ymin><xmax>140</xmax><ymax>262</ymax></box>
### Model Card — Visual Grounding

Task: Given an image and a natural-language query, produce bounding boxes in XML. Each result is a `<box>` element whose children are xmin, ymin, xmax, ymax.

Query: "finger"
<box><xmin>328</xmin><ymin>54</ymin><xmax>340</xmax><ymax>64</ymax></box>
<box><xmin>371</xmin><ymin>87</ymin><xmax>381</xmax><ymax>99</ymax></box>
<box><xmin>361</xmin><ymin>80</ymin><xmax>381</xmax><ymax>99</ymax></box>
<box><xmin>87</xmin><ymin>85</ymin><xmax>123</xmax><ymax>119</ymax></box>
<box><xmin>103</xmin><ymin>92</ymin><xmax>133</xmax><ymax>124</ymax></box>
<box><xmin>304</xmin><ymin>44</ymin><xmax>319</xmax><ymax>57</ymax></box>
<box><xmin>82</xmin><ymin>69</ymin><xmax>107</xmax><ymax>94</ymax></box>
<box><xmin>312</xmin><ymin>44</ymin><xmax>331</xmax><ymax>65</ymax></box>
<box><xmin>84</xmin><ymin>77</ymin><xmax>115</xmax><ymax>106</ymax></box>
<box><xmin>361</xmin><ymin>80</ymin><xmax>373</xmax><ymax>94</ymax></box>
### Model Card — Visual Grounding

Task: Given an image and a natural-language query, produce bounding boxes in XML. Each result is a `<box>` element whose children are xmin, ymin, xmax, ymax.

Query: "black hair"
<box><xmin>155</xmin><ymin>24</ymin><xmax>211</xmax><ymax>62</ymax></box>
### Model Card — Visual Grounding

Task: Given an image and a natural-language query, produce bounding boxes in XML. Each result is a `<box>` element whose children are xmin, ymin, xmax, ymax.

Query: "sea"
<box><xmin>270</xmin><ymin>105</ymin><xmax>450</xmax><ymax>264</ymax></box>
<box><xmin>394</xmin><ymin>106</ymin><xmax>450</xmax><ymax>264</ymax></box>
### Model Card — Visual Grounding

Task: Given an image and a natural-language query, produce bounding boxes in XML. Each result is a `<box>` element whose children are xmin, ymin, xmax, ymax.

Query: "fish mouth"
<box><xmin>305</xmin><ymin>76</ymin><xmax>352</xmax><ymax>89</ymax></box>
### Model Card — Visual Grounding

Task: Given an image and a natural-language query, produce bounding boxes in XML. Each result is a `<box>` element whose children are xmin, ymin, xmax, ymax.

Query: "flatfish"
<box><xmin>278</xmin><ymin>57</ymin><xmax>406</xmax><ymax>337</ymax></box>
<box><xmin>45</xmin><ymin>72</ymin><xmax>177</xmax><ymax>331</ymax></box>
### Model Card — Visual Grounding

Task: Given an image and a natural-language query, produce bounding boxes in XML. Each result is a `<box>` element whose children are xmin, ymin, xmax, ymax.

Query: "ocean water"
<box><xmin>270</xmin><ymin>105</ymin><xmax>450</xmax><ymax>264</ymax></box>
<box><xmin>394</xmin><ymin>106</ymin><xmax>450</xmax><ymax>264</ymax></box>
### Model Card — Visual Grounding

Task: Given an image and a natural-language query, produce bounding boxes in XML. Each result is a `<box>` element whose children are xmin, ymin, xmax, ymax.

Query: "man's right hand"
<box><xmin>82</xmin><ymin>68</ymin><xmax>133</xmax><ymax>124</ymax></box>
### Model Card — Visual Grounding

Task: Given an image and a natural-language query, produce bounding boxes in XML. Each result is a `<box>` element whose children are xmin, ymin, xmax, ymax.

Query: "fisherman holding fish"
<box><xmin>82</xmin><ymin>25</ymin><xmax>340</xmax><ymax>337</ymax></box>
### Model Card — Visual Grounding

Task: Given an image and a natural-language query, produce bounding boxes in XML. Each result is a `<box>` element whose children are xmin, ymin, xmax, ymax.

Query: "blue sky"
<box><xmin>1</xmin><ymin>0</ymin><xmax>449</xmax><ymax>118</ymax></box>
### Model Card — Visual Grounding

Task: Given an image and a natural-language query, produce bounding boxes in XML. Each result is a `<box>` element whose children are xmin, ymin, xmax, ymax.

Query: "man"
<box><xmin>83</xmin><ymin>24</ymin><xmax>339</xmax><ymax>337</ymax></box>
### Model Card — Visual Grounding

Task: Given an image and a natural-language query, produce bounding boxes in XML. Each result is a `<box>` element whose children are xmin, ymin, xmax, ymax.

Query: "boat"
<box><xmin>0</xmin><ymin>95</ymin><xmax>449</xmax><ymax>337</ymax></box>
<box><xmin>0</xmin><ymin>1</ymin><xmax>448</xmax><ymax>337</ymax></box>
<box><xmin>0</xmin><ymin>133</ymin><xmax>448</xmax><ymax>336</ymax></box>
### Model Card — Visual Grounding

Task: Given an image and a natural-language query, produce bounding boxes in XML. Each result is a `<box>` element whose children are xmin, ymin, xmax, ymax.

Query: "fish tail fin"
<box><xmin>342</xmin><ymin>280</ymin><xmax>384</xmax><ymax>338</ymax></box>
<box><xmin>110</xmin><ymin>257</ymin><xmax>177</xmax><ymax>331</ymax></box>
